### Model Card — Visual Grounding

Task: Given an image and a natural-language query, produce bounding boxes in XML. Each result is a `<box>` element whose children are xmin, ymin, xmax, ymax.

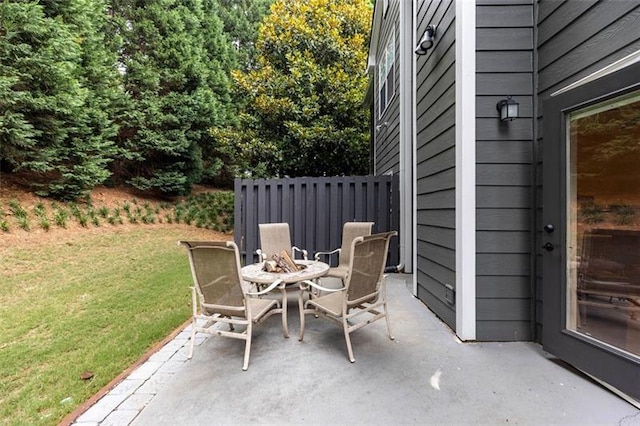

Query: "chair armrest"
<box><xmin>298</xmin><ymin>279</ymin><xmax>344</xmax><ymax>293</ymax></box>
<box><xmin>292</xmin><ymin>246</ymin><xmax>308</xmax><ymax>260</ymax></box>
<box><xmin>314</xmin><ymin>248</ymin><xmax>340</xmax><ymax>262</ymax></box>
<box><xmin>255</xmin><ymin>249</ymin><xmax>266</xmax><ymax>262</ymax></box>
<box><xmin>246</xmin><ymin>279</ymin><xmax>284</xmax><ymax>296</ymax></box>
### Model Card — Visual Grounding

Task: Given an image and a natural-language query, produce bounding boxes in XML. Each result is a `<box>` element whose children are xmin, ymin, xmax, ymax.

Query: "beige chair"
<box><xmin>256</xmin><ymin>223</ymin><xmax>307</xmax><ymax>262</ymax></box>
<box><xmin>314</xmin><ymin>221</ymin><xmax>374</xmax><ymax>281</ymax></box>
<box><xmin>180</xmin><ymin>240</ymin><xmax>286</xmax><ymax>371</ymax></box>
<box><xmin>298</xmin><ymin>231</ymin><xmax>397</xmax><ymax>362</ymax></box>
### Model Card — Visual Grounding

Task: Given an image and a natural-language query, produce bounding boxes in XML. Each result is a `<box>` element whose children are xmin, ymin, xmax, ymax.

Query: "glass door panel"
<box><xmin>567</xmin><ymin>90</ymin><xmax>640</xmax><ymax>357</ymax></box>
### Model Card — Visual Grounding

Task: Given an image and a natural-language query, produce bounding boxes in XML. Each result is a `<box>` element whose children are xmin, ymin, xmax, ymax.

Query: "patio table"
<box><xmin>241</xmin><ymin>259</ymin><xmax>330</xmax><ymax>338</ymax></box>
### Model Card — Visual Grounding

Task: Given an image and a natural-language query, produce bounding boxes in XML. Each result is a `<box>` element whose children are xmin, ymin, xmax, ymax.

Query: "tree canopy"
<box><xmin>221</xmin><ymin>0</ymin><xmax>373</xmax><ymax>178</ymax></box>
<box><xmin>0</xmin><ymin>0</ymin><xmax>374</xmax><ymax>200</ymax></box>
<box><xmin>0</xmin><ymin>0</ymin><xmax>125</xmax><ymax>200</ymax></box>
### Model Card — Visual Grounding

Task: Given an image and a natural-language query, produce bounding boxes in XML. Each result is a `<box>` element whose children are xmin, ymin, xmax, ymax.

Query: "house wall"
<box><xmin>535</xmin><ymin>0</ymin><xmax>640</xmax><ymax>340</ymax></box>
<box><xmin>475</xmin><ymin>0</ymin><xmax>535</xmax><ymax>341</ymax></box>
<box><xmin>415</xmin><ymin>0</ymin><xmax>457</xmax><ymax>329</ymax></box>
<box><xmin>374</xmin><ymin>0</ymin><xmax>400</xmax><ymax>175</ymax></box>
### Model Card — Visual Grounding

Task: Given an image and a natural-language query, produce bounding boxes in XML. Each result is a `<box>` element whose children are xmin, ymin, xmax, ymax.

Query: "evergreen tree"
<box><xmin>228</xmin><ymin>0</ymin><xmax>373</xmax><ymax>178</ymax></box>
<box><xmin>0</xmin><ymin>1</ymin><xmax>124</xmax><ymax>200</ymax></box>
<box><xmin>217</xmin><ymin>0</ymin><xmax>273</xmax><ymax>72</ymax></box>
<box><xmin>208</xmin><ymin>0</ymin><xmax>273</xmax><ymax>185</ymax></box>
<box><xmin>111</xmin><ymin>0</ymin><xmax>233</xmax><ymax>195</ymax></box>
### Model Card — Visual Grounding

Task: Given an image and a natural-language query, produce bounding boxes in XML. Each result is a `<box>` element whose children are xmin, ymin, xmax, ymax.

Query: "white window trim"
<box><xmin>455</xmin><ymin>0</ymin><xmax>476</xmax><ymax>341</ymax></box>
<box><xmin>378</xmin><ymin>32</ymin><xmax>396</xmax><ymax>119</ymax></box>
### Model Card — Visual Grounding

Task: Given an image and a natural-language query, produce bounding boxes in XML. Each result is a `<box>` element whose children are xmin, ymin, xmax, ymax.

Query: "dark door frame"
<box><xmin>542</xmin><ymin>61</ymin><xmax>640</xmax><ymax>402</ymax></box>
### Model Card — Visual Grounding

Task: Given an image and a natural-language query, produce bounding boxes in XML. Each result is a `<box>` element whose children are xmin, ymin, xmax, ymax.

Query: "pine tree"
<box><xmin>217</xmin><ymin>0</ymin><xmax>273</xmax><ymax>72</ymax></box>
<box><xmin>111</xmin><ymin>0</ymin><xmax>234</xmax><ymax>195</ymax></box>
<box><xmin>0</xmin><ymin>1</ymin><xmax>125</xmax><ymax>200</ymax></box>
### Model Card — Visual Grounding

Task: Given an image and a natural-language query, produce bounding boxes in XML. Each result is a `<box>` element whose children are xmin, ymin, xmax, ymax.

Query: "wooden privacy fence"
<box><xmin>234</xmin><ymin>175</ymin><xmax>400</xmax><ymax>266</ymax></box>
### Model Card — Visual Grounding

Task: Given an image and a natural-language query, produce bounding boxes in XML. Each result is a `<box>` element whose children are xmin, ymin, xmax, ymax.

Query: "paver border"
<box><xmin>58</xmin><ymin>319</ymin><xmax>192</xmax><ymax>426</ymax></box>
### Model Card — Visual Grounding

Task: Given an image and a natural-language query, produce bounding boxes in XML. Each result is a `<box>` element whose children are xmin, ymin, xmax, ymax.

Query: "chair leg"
<box><xmin>298</xmin><ymin>290</ymin><xmax>306</xmax><ymax>341</ymax></box>
<box><xmin>188</xmin><ymin>318</ymin><xmax>196</xmax><ymax>359</ymax></box>
<box><xmin>343</xmin><ymin>319</ymin><xmax>355</xmax><ymax>363</ymax></box>
<box><xmin>383</xmin><ymin>301</ymin><xmax>395</xmax><ymax>340</ymax></box>
<box><xmin>242</xmin><ymin>323</ymin><xmax>252</xmax><ymax>371</ymax></box>
<box><xmin>281</xmin><ymin>288</ymin><xmax>289</xmax><ymax>338</ymax></box>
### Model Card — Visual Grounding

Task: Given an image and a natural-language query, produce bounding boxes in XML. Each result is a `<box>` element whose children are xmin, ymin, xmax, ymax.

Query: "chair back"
<box><xmin>259</xmin><ymin>223</ymin><xmax>292</xmax><ymax>259</ymax></box>
<box><xmin>338</xmin><ymin>222</ymin><xmax>374</xmax><ymax>267</ymax></box>
<box><xmin>180</xmin><ymin>241</ymin><xmax>245</xmax><ymax>314</ymax></box>
<box><xmin>345</xmin><ymin>231</ymin><xmax>397</xmax><ymax>303</ymax></box>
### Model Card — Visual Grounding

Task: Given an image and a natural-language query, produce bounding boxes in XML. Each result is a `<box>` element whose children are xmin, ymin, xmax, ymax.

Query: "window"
<box><xmin>378</xmin><ymin>33</ymin><xmax>395</xmax><ymax>118</ymax></box>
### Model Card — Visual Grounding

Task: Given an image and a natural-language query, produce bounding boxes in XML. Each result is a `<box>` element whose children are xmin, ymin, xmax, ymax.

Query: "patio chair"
<box><xmin>314</xmin><ymin>221</ymin><xmax>374</xmax><ymax>281</ymax></box>
<box><xmin>298</xmin><ymin>231</ymin><xmax>397</xmax><ymax>362</ymax></box>
<box><xmin>256</xmin><ymin>223</ymin><xmax>308</xmax><ymax>262</ymax></box>
<box><xmin>180</xmin><ymin>240</ymin><xmax>286</xmax><ymax>371</ymax></box>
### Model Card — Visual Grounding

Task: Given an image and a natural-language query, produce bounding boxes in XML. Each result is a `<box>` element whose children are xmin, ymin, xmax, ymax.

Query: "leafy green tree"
<box><xmin>226</xmin><ymin>0</ymin><xmax>372</xmax><ymax>178</ymax></box>
<box><xmin>0</xmin><ymin>0</ymin><xmax>124</xmax><ymax>200</ymax></box>
<box><xmin>111</xmin><ymin>0</ymin><xmax>233</xmax><ymax>195</ymax></box>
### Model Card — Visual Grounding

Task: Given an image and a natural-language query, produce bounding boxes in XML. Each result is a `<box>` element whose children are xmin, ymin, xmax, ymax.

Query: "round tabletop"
<box><xmin>241</xmin><ymin>260</ymin><xmax>329</xmax><ymax>284</ymax></box>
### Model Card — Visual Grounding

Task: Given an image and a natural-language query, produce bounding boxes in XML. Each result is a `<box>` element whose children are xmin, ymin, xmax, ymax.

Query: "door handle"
<box><xmin>542</xmin><ymin>242</ymin><xmax>554</xmax><ymax>252</ymax></box>
<box><xmin>544</xmin><ymin>224</ymin><xmax>555</xmax><ymax>233</ymax></box>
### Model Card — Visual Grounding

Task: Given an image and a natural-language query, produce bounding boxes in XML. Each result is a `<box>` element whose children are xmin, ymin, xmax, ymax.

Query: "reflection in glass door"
<box><xmin>567</xmin><ymin>91</ymin><xmax>640</xmax><ymax>357</ymax></box>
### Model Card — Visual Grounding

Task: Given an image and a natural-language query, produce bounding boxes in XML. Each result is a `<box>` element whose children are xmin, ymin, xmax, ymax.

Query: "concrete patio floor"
<box><xmin>75</xmin><ymin>274</ymin><xmax>640</xmax><ymax>425</ymax></box>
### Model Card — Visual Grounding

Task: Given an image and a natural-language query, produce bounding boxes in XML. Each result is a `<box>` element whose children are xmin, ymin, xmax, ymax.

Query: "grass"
<box><xmin>0</xmin><ymin>226</ymin><xmax>224</xmax><ymax>425</ymax></box>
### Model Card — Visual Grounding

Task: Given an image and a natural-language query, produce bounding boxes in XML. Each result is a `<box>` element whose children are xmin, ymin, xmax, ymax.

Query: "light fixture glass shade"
<box><xmin>497</xmin><ymin>96</ymin><xmax>519</xmax><ymax>121</ymax></box>
<box><xmin>414</xmin><ymin>25</ymin><xmax>436</xmax><ymax>56</ymax></box>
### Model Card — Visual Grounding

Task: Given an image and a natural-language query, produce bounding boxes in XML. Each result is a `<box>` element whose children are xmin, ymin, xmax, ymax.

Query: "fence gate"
<box><xmin>234</xmin><ymin>175</ymin><xmax>400</xmax><ymax>266</ymax></box>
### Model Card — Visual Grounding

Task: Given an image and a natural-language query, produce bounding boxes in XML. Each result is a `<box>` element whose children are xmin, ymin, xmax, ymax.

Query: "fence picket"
<box><xmin>234</xmin><ymin>175</ymin><xmax>400</xmax><ymax>266</ymax></box>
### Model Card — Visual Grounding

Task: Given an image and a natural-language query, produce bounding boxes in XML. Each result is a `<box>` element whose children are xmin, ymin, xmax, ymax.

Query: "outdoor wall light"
<box><xmin>414</xmin><ymin>25</ymin><xmax>437</xmax><ymax>55</ymax></box>
<box><xmin>496</xmin><ymin>96</ymin><xmax>519</xmax><ymax>121</ymax></box>
<box><xmin>376</xmin><ymin>121</ymin><xmax>389</xmax><ymax>131</ymax></box>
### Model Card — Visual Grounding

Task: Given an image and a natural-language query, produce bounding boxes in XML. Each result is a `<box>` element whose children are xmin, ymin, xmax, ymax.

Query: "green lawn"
<box><xmin>0</xmin><ymin>226</ymin><xmax>227</xmax><ymax>425</ymax></box>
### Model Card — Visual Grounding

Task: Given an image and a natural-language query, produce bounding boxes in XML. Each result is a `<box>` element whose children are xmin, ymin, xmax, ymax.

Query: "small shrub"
<box><xmin>98</xmin><ymin>207</ymin><xmax>109</xmax><ymax>218</ymax></box>
<box><xmin>609</xmin><ymin>204</ymin><xmax>635</xmax><ymax>225</ymax></box>
<box><xmin>9</xmin><ymin>199</ymin><xmax>27</xmax><ymax>219</ymax></box>
<box><xmin>17</xmin><ymin>216</ymin><xmax>30</xmax><ymax>231</ymax></box>
<box><xmin>0</xmin><ymin>220</ymin><xmax>9</xmax><ymax>232</ymax></box>
<box><xmin>33</xmin><ymin>201</ymin><xmax>47</xmax><ymax>218</ymax></box>
<box><xmin>39</xmin><ymin>218</ymin><xmax>51</xmax><ymax>231</ymax></box>
<box><xmin>53</xmin><ymin>208</ymin><xmax>69</xmax><ymax>228</ymax></box>
<box><xmin>77</xmin><ymin>214</ymin><xmax>88</xmax><ymax>227</ymax></box>
<box><xmin>581</xmin><ymin>203</ymin><xmax>604</xmax><ymax>224</ymax></box>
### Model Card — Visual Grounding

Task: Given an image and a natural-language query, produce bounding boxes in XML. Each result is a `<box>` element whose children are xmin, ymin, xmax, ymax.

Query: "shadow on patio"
<box><xmin>72</xmin><ymin>274</ymin><xmax>640</xmax><ymax>425</ymax></box>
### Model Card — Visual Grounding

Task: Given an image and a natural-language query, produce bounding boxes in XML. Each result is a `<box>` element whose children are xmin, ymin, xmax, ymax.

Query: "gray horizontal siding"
<box><xmin>476</xmin><ymin>140</ymin><xmax>532</xmax><ymax>163</ymax></box>
<box><xmin>475</xmin><ymin>321</ymin><xmax>531</xmax><ymax>341</ymax></box>
<box><xmin>477</xmin><ymin>209</ymin><xmax>531</xmax><ymax>231</ymax></box>
<box><xmin>415</xmin><ymin>0</ymin><xmax>456</xmax><ymax>332</ymax></box>
<box><xmin>477</xmin><ymin>231</ymin><xmax>530</xmax><ymax>253</ymax></box>
<box><xmin>477</xmin><ymin>298</ymin><xmax>531</xmax><ymax>321</ymax></box>
<box><xmin>477</xmin><ymin>164</ymin><xmax>532</xmax><ymax>186</ymax></box>
<box><xmin>477</xmin><ymin>28</ymin><xmax>533</xmax><ymax>51</ymax></box>
<box><xmin>477</xmin><ymin>4</ymin><xmax>534</xmax><ymax>27</ymax></box>
<box><xmin>477</xmin><ymin>276</ymin><xmax>531</xmax><ymax>298</ymax></box>
<box><xmin>475</xmin><ymin>0</ymin><xmax>535</xmax><ymax>342</ymax></box>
